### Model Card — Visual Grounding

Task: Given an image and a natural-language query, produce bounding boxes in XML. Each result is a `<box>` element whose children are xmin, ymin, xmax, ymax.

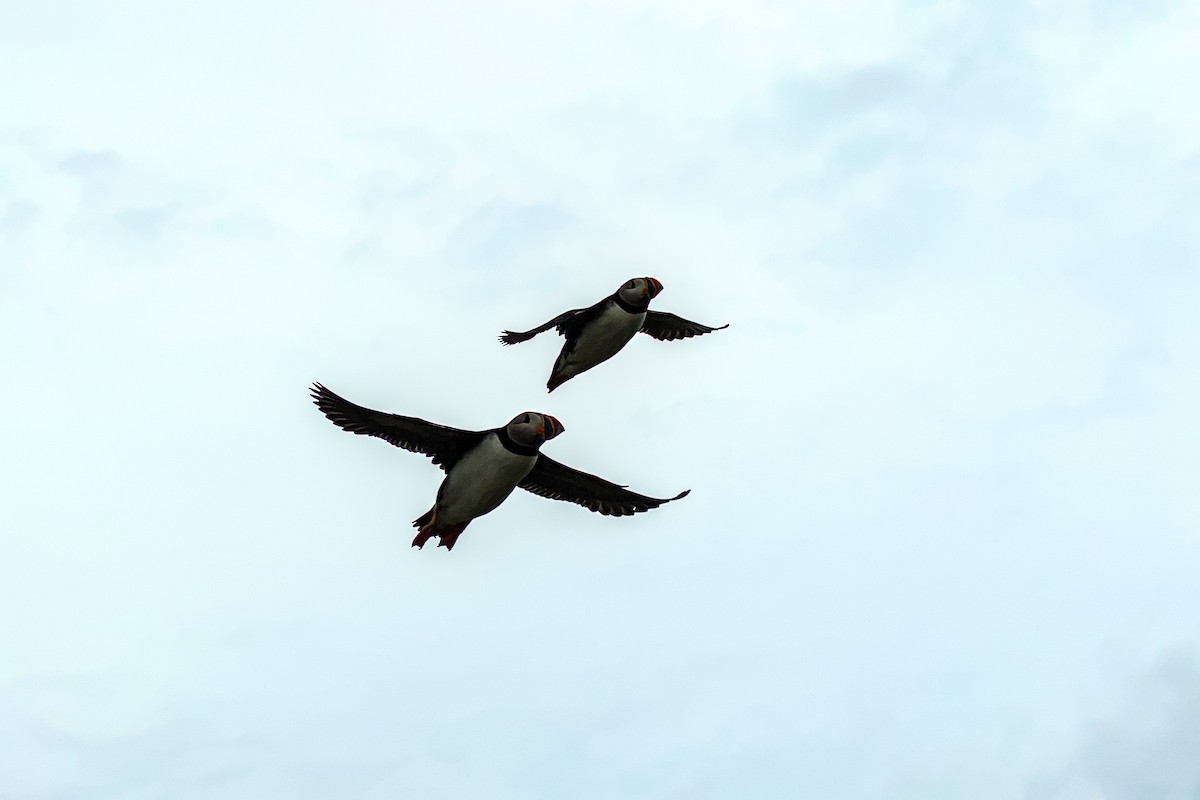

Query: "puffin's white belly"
<box><xmin>436</xmin><ymin>434</ymin><xmax>537</xmax><ymax>525</ymax></box>
<box><xmin>562</xmin><ymin>304</ymin><xmax>645</xmax><ymax>376</ymax></box>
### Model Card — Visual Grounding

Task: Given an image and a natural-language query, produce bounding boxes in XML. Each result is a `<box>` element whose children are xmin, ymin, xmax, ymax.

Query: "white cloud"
<box><xmin>2</xmin><ymin>0</ymin><xmax>1199</xmax><ymax>797</ymax></box>
<box><xmin>1029</xmin><ymin>649</ymin><xmax>1200</xmax><ymax>800</ymax></box>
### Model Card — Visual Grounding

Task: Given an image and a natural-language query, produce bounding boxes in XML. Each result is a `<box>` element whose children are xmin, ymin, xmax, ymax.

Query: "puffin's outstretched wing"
<box><xmin>498</xmin><ymin>309</ymin><xmax>583</xmax><ymax>345</ymax></box>
<box><xmin>518</xmin><ymin>454</ymin><xmax>690</xmax><ymax>516</ymax></box>
<box><xmin>639</xmin><ymin>311</ymin><xmax>729</xmax><ymax>342</ymax></box>
<box><xmin>310</xmin><ymin>383</ymin><xmax>485</xmax><ymax>472</ymax></box>
<box><xmin>499</xmin><ymin>297</ymin><xmax>612</xmax><ymax>345</ymax></box>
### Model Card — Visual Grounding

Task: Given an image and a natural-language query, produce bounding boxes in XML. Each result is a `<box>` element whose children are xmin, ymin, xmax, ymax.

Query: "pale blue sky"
<box><xmin>2</xmin><ymin>1</ymin><xmax>1199</xmax><ymax>798</ymax></box>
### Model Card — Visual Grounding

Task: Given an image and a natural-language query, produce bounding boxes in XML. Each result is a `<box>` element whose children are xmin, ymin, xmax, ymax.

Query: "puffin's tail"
<box><xmin>547</xmin><ymin>371</ymin><xmax>573</xmax><ymax>392</ymax></box>
<box><xmin>411</xmin><ymin>507</ymin><xmax>470</xmax><ymax>551</ymax></box>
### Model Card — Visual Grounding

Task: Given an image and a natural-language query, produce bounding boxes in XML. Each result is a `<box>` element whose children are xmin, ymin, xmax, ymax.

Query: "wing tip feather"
<box><xmin>309</xmin><ymin>381</ymin><xmax>334</xmax><ymax>409</ymax></box>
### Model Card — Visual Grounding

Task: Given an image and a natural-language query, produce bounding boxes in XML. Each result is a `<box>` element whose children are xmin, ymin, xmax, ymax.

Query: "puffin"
<box><xmin>310</xmin><ymin>383</ymin><xmax>690</xmax><ymax>551</ymax></box>
<box><xmin>499</xmin><ymin>277</ymin><xmax>729</xmax><ymax>391</ymax></box>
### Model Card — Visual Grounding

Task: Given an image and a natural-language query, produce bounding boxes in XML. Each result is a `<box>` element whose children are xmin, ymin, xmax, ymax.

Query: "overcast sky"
<box><xmin>2</xmin><ymin>1</ymin><xmax>1199</xmax><ymax>798</ymax></box>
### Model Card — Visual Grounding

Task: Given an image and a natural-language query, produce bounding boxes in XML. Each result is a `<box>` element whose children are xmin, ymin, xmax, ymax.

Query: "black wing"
<box><xmin>499</xmin><ymin>298</ymin><xmax>609</xmax><ymax>345</ymax></box>
<box><xmin>518</xmin><ymin>454</ymin><xmax>690</xmax><ymax>517</ymax></box>
<box><xmin>310</xmin><ymin>383</ymin><xmax>485</xmax><ymax>472</ymax></box>
<box><xmin>639</xmin><ymin>311</ymin><xmax>729</xmax><ymax>342</ymax></box>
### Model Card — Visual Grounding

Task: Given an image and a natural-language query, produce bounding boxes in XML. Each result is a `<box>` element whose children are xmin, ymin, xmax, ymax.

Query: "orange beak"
<box><xmin>542</xmin><ymin>415</ymin><xmax>565</xmax><ymax>440</ymax></box>
<box><xmin>645</xmin><ymin>277</ymin><xmax>663</xmax><ymax>299</ymax></box>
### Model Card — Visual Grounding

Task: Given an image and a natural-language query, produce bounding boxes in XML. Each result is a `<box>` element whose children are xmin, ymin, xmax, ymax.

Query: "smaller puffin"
<box><xmin>499</xmin><ymin>277</ymin><xmax>728</xmax><ymax>391</ymax></box>
<box><xmin>311</xmin><ymin>383</ymin><xmax>690</xmax><ymax>551</ymax></box>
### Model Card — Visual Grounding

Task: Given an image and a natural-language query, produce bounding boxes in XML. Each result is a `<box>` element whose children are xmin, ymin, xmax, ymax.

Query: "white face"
<box><xmin>506</xmin><ymin>412</ymin><xmax>564</xmax><ymax>447</ymax></box>
<box><xmin>617</xmin><ymin>277</ymin><xmax>663</xmax><ymax>305</ymax></box>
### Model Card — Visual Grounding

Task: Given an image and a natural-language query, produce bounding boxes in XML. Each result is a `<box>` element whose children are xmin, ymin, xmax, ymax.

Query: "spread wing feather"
<box><xmin>639</xmin><ymin>311</ymin><xmax>729</xmax><ymax>342</ymax></box>
<box><xmin>310</xmin><ymin>383</ymin><xmax>484</xmax><ymax>472</ymax></box>
<box><xmin>518</xmin><ymin>454</ymin><xmax>690</xmax><ymax>517</ymax></box>
<box><xmin>499</xmin><ymin>298</ymin><xmax>609</xmax><ymax>345</ymax></box>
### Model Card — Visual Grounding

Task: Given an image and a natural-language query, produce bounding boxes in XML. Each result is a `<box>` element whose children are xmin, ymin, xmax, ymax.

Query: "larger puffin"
<box><xmin>499</xmin><ymin>277</ymin><xmax>729</xmax><ymax>391</ymax></box>
<box><xmin>311</xmin><ymin>383</ymin><xmax>689</xmax><ymax>551</ymax></box>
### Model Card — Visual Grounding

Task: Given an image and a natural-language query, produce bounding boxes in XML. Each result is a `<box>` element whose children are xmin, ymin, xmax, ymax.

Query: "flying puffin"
<box><xmin>499</xmin><ymin>277</ymin><xmax>729</xmax><ymax>391</ymax></box>
<box><xmin>310</xmin><ymin>383</ymin><xmax>690</xmax><ymax>551</ymax></box>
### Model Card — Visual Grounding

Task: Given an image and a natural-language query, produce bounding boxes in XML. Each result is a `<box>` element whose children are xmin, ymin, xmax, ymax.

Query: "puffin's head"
<box><xmin>617</xmin><ymin>276</ymin><xmax>663</xmax><ymax>305</ymax></box>
<box><xmin>506</xmin><ymin>412</ymin><xmax>565</xmax><ymax>448</ymax></box>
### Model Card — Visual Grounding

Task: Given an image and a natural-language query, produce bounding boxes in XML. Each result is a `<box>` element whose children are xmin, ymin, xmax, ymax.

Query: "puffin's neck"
<box><xmin>497</xmin><ymin>427</ymin><xmax>540</xmax><ymax>457</ymax></box>
<box><xmin>612</xmin><ymin>293</ymin><xmax>649</xmax><ymax>314</ymax></box>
